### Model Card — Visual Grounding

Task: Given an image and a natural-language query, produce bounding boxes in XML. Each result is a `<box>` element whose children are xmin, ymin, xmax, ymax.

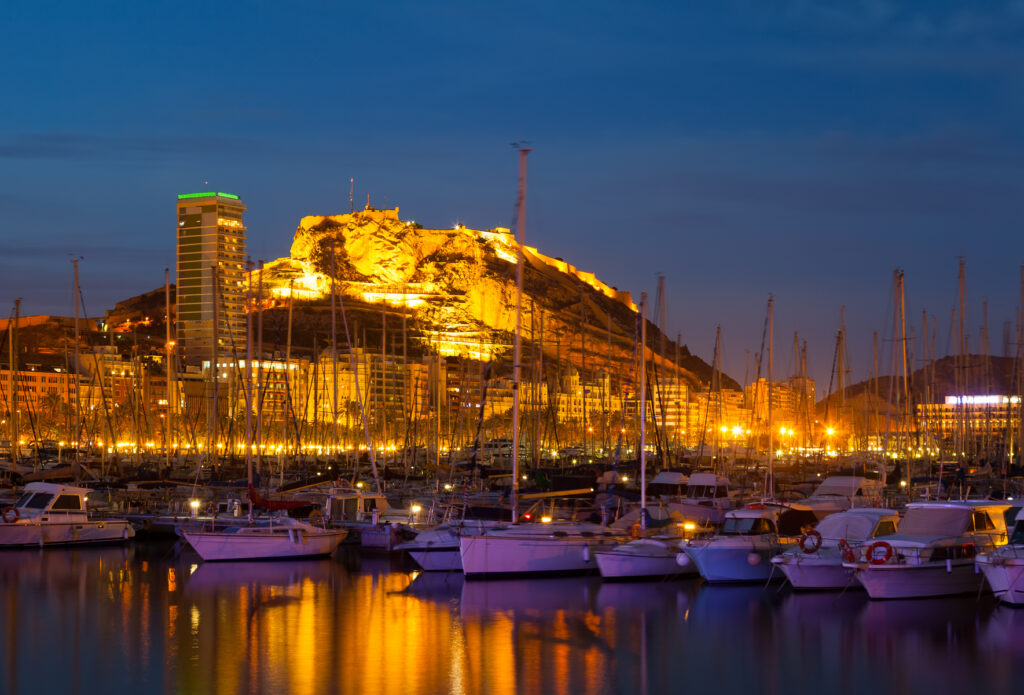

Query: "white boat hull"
<box><xmin>0</xmin><ymin>520</ymin><xmax>134</xmax><ymax>547</ymax></box>
<box><xmin>459</xmin><ymin>531</ymin><xmax>620</xmax><ymax>578</ymax></box>
<box><xmin>977</xmin><ymin>553</ymin><xmax>1024</xmax><ymax>605</ymax></box>
<box><xmin>773</xmin><ymin>556</ymin><xmax>857</xmax><ymax>590</ymax></box>
<box><xmin>683</xmin><ymin>538</ymin><xmax>787</xmax><ymax>584</ymax></box>
<box><xmin>595</xmin><ymin>540</ymin><xmax>696</xmax><ymax>580</ymax></box>
<box><xmin>359</xmin><ymin>523</ymin><xmax>401</xmax><ymax>551</ymax></box>
<box><xmin>408</xmin><ymin>547</ymin><xmax>461</xmax><ymax>571</ymax></box>
<box><xmin>851</xmin><ymin>560</ymin><xmax>984</xmax><ymax>599</ymax></box>
<box><xmin>183</xmin><ymin>525</ymin><xmax>347</xmax><ymax>561</ymax></box>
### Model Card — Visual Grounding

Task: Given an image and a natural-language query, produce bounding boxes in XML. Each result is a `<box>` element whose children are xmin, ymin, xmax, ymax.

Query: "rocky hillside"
<box><xmin>260</xmin><ymin>207</ymin><xmax>733</xmax><ymax>390</ymax></box>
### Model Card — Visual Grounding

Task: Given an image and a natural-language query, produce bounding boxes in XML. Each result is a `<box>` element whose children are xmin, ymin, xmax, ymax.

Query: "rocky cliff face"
<box><xmin>251</xmin><ymin>206</ymin><xmax>730</xmax><ymax>389</ymax></box>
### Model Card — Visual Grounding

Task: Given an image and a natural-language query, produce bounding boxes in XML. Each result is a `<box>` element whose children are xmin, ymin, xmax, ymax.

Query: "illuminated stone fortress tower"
<box><xmin>175</xmin><ymin>192</ymin><xmax>247</xmax><ymax>365</ymax></box>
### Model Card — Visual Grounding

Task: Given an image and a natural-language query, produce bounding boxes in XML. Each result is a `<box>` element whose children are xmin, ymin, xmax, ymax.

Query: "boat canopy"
<box><xmin>809</xmin><ymin>476</ymin><xmax>877</xmax><ymax>498</ymax></box>
<box><xmin>898</xmin><ymin>506</ymin><xmax>970</xmax><ymax>536</ymax></box>
<box><xmin>815</xmin><ymin>512</ymin><xmax>888</xmax><ymax>542</ymax></box>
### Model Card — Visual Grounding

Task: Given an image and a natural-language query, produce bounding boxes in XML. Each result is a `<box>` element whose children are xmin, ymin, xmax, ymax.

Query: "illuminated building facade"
<box><xmin>916</xmin><ymin>395</ymin><xmax>1022</xmax><ymax>446</ymax></box>
<box><xmin>175</xmin><ymin>192</ymin><xmax>247</xmax><ymax>366</ymax></box>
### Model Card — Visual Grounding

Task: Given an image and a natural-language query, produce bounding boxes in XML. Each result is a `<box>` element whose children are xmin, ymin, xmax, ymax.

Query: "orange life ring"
<box><xmin>2</xmin><ymin>506</ymin><xmax>19</xmax><ymax>524</ymax></box>
<box><xmin>837</xmin><ymin>539</ymin><xmax>856</xmax><ymax>563</ymax></box>
<box><xmin>961</xmin><ymin>542</ymin><xmax>976</xmax><ymax>559</ymax></box>
<box><xmin>799</xmin><ymin>529</ymin><xmax>822</xmax><ymax>554</ymax></box>
<box><xmin>867</xmin><ymin>540</ymin><xmax>893</xmax><ymax>565</ymax></box>
<box><xmin>630</xmin><ymin>522</ymin><xmax>643</xmax><ymax>540</ymax></box>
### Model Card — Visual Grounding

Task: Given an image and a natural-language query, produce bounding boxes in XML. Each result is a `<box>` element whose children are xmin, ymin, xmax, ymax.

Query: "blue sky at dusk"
<box><xmin>2</xmin><ymin>0</ymin><xmax>1023</xmax><ymax>390</ymax></box>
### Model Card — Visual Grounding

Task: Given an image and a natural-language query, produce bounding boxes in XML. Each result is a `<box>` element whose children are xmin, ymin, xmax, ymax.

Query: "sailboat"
<box><xmin>181</xmin><ymin>259</ymin><xmax>347</xmax><ymax>561</ymax></box>
<box><xmin>595</xmin><ymin>293</ymin><xmax>698</xmax><ymax>580</ymax></box>
<box><xmin>459</xmin><ymin>149</ymin><xmax>626</xmax><ymax>578</ymax></box>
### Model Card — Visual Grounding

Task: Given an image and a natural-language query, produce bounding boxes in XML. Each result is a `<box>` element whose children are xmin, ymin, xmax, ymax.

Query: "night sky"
<box><xmin>2</xmin><ymin>0</ymin><xmax>1023</xmax><ymax>391</ymax></box>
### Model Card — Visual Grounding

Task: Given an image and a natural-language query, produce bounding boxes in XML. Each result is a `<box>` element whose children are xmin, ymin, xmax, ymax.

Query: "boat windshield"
<box><xmin>814</xmin><ymin>513</ymin><xmax>878</xmax><ymax>542</ymax></box>
<box><xmin>899</xmin><ymin>507</ymin><xmax>970</xmax><ymax>536</ymax></box>
<box><xmin>17</xmin><ymin>493</ymin><xmax>54</xmax><ymax>510</ymax></box>
<box><xmin>721</xmin><ymin>517</ymin><xmax>775</xmax><ymax>535</ymax></box>
<box><xmin>687</xmin><ymin>485</ymin><xmax>727</xmax><ymax>499</ymax></box>
<box><xmin>1010</xmin><ymin>521</ymin><xmax>1024</xmax><ymax>545</ymax></box>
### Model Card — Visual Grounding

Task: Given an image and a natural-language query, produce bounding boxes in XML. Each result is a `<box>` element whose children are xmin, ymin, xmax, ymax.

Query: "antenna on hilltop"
<box><xmin>349</xmin><ymin>178</ymin><xmax>354</xmax><ymax>214</ymax></box>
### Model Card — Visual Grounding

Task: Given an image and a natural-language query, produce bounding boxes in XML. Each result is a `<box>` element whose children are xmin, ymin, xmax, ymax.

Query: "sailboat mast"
<box><xmin>210</xmin><ymin>264</ymin><xmax>219</xmax><ymax>474</ymax></box>
<box><xmin>767</xmin><ymin>295</ymin><xmax>774</xmax><ymax>499</ymax></box>
<box><xmin>1019</xmin><ymin>266</ymin><xmax>1024</xmax><ymax>466</ymax></box>
<box><xmin>73</xmin><ymin>259</ymin><xmax>81</xmax><ymax>468</ymax></box>
<box><xmin>8</xmin><ymin>299</ymin><xmax>19</xmax><ymax>465</ymax></box>
<box><xmin>511</xmin><ymin>145</ymin><xmax>530</xmax><ymax>524</ymax></box>
<box><xmin>898</xmin><ymin>271</ymin><xmax>910</xmax><ymax>479</ymax></box>
<box><xmin>246</xmin><ymin>259</ymin><xmax>253</xmax><ymax>517</ymax></box>
<box><xmin>331</xmin><ymin>248</ymin><xmax>339</xmax><ymax>466</ymax></box>
<box><xmin>640</xmin><ymin>292</ymin><xmax>647</xmax><ymax>530</ymax></box>
<box><xmin>165</xmin><ymin>267</ymin><xmax>171</xmax><ymax>472</ymax></box>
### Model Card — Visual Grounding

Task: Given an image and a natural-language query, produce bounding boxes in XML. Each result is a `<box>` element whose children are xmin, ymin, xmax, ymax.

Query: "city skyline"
<box><xmin>2</xmin><ymin>1</ymin><xmax>1024</xmax><ymax>391</ymax></box>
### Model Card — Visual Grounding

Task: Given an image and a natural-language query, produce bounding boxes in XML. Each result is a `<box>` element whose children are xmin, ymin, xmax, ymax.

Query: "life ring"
<box><xmin>630</xmin><ymin>522</ymin><xmax>643</xmax><ymax>540</ymax></box>
<box><xmin>837</xmin><ymin>538</ymin><xmax>856</xmax><ymax>563</ymax></box>
<box><xmin>2</xmin><ymin>506</ymin><xmax>19</xmax><ymax>524</ymax></box>
<box><xmin>867</xmin><ymin>541</ymin><xmax>893</xmax><ymax>565</ymax></box>
<box><xmin>309</xmin><ymin>509</ymin><xmax>324</xmax><ymax>526</ymax></box>
<box><xmin>799</xmin><ymin>529</ymin><xmax>822</xmax><ymax>554</ymax></box>
<box><xmin>961</xmin><ymin>542</ymin><xmax>976</xmax><ymax>559</ymax></box>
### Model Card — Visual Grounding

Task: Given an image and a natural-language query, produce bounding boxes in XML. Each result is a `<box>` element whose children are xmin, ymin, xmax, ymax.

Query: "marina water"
<box><xmin>1</xmin><ymin>543</ymin><xmax>1022</xmax><ymax>695</ymax></box>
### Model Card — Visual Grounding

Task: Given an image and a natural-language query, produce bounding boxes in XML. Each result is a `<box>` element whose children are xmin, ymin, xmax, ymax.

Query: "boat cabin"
<box><xmin>684</xmin><ymin>473</ymin><xmax>731</xmax><ymax>503</ymax></box>
<box><xmin>648</xmin><ymin>471</ymin><xmax>688</xmax><ymax>498</ymax></box>
<box><xmin>324</xmin><ymin>485</ymin><xmax>395</xmax><ymax>523</ymax></box>
<box><xmin>812</xmin><ymin>508</ymin><xmax>899</xmax><ymax>544</ymax></box>
<box><xmin>10</xmin><ymin>482</ymin><xmax>91</xmax><ymax>521</ymax></box>
<box><xmin>719</xmin><ymin>505</ymin><xmax>818</xmax><ymax>537</ymax></box>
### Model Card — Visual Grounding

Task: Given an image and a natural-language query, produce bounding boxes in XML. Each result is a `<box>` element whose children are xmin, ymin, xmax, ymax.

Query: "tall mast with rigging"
<box><xmin>511</xmin><ymin>145</ymin><xmax>530</xmax><ymax>524</ymax></box>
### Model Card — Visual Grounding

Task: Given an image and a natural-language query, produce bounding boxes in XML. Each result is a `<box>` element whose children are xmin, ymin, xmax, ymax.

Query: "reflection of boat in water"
<box><xmin>858</xmin><ymin>595</ymin><xmax>994</xmax><ymax>636</ymax></box>
<box><xmin>687</xmin><ymin>584</ymin><xmax>780</xmax><ymax>628</ymax></box>
<box><xmin>981</xmin><ymin>603</ymin><xmax>1024</xmax><ymax>657</ymax></box>
<box><xmin>595</xmin><ymin>579</ymin><xmax>698</xmax><ymax>614</ymax></box>
<box><xmin>0</xmin><ymin>544</ymin><xmax>134</xmax><ymax>585</ymax></box>
<box><xmin>185</xmin><ymin>557</ymin><xmax>335</xmax><ymax>592</ymax></box>
<box><xmin>404</xmin><ymin>570</ymin><xmax>465</xmax><ymax>603</ymax></box>
<box><xmin>778</xmin><ymin>588</ymin><xmax>868</xmax><ymax>625</ymax></box>
<box><xmin>460</xmin><ymin>576</ymin><xmax>602</xmax><ymax>617</ymax></box>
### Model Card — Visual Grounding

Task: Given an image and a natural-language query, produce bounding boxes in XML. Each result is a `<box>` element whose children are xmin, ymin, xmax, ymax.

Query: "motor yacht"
<box><xmin>976</xmin><ymin>506</ymin><xmax>1024</xmax><ymax>605</ymax></box>
<box><xmin>845</xmin><ymin>500</ymin><xmax>1010</xmax><ymax>599</ymax></box>
<box><xmin>0</xmin><ymin>482</ymin><xmax>134</xmax><ymax>547</ymax></box>
<box><xmin>679</xmin><ymin>504</ymin><xmax>818</xmax><ymax>583</ymax></box>
<box><xmin>770</xmin><ymin>508</ymin><xmax>899</xmax><ymax>590</ymax></box>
